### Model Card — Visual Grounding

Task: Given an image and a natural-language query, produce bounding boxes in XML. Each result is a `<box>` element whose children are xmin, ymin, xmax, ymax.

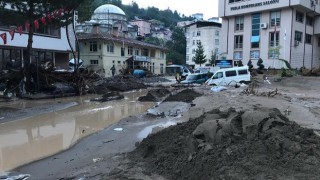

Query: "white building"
<box><xmin>76</xmin><ymin>4</ymin><xmax>167</xmax><ymax>77</ymax></box>
<box><xmin>0</xmin><ymin>17</ymin><xmax>73</xmax><ymax>70</ymax></box>
<box><xmin>219</xmin><ymin>0</ymin><xmax>320</xmax><ymax>69</ymax></box>
<box><xmin>185</xmin><ymin>21</ymin><xmax>222</xmax><ymax>69</ymax></box>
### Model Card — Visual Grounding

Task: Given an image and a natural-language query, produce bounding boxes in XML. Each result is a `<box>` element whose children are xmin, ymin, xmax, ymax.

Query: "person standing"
<box><xmin>110</xmin><ymin>65</ymin><xmax>116</xmax><ymax>77</ymax></box>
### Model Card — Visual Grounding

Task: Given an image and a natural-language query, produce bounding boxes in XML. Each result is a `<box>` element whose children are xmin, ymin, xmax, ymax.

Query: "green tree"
<box><xmin>209</xmin><ymin>52</ymin><xmax>217</xmax><ymax>66</ymax></box>
<box><xmin>165</xmin><ymin>27</ymin><xmax>186</xmax><ymax>64</ymax></box>
<box><xmin>193</xmin><ymin>43</ymin><xmax>207</xmax><ymax>66</ymax></box>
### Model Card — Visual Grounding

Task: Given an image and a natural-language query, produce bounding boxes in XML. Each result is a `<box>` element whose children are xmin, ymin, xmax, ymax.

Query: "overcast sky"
<box><xmin>121</xmin><ymin>0</ymin><xmax>219</xmax><ymax>20</ymax></box>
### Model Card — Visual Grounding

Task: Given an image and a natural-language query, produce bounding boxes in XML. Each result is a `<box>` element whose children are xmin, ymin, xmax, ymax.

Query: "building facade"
<box><xmin>0</xmin><ymin>14</ymin><xmax>73</xmax><ymax>71</ymax></box>
<box><xmin>76</xmin><ymin>4</ymin><xmax>166</xmax><ymax>77</ymax></box>
<box><xmin>219</xmin><ymin>0</ymin><xmax>320</xmax><ymax>69</ymax></box>
<box><xmin>185</xmin><ymin>21</ymin><xmax>222</xmax><ymax>69</ymax></box>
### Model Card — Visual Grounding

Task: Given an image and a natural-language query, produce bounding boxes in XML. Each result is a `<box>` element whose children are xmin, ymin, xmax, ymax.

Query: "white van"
<box><xmin>206</xmin><ymin>66</ymin><xmax>251</xmax><ymax>86</ymax></box>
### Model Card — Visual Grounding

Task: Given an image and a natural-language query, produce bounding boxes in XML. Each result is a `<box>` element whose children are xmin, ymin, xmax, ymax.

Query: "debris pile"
<box><xmin>128</xmin><ymin>107</ymin><xmax>320</xmax><ymax>180</ymax></box>
<box><xmin>138</xmin><ymin>87</ymin><xmax>171</xmax><ymax>102</ymax></box>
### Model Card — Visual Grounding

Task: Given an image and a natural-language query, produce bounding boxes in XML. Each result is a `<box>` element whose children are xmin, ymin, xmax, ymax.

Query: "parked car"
<box><xmin>181</xmin><ymin>73</ymin><xmax>209</xmax><ymax>84</ymax></box>
<box><xmin>166</xmin><ymin>64</ymin><xmax>192</xmax><ymax>80</ymax></box>
<box><xmin>206</xmin><ymin>66</ymin><xmax>251</xmax><ymax>86</ymax></box>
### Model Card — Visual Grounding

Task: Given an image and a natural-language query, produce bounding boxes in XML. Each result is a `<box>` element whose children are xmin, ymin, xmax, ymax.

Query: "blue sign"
<box><xmin>215</xmin><ymin>60</ymin><xmax>233</xmax><ymax>68</ymax></box>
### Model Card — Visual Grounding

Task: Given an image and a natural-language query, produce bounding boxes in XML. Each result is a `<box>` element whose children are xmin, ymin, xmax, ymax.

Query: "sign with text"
<box><xmin>215</xmin><ymin>60</ymin><xmax>233</xmax><ymax>68</ymax></box>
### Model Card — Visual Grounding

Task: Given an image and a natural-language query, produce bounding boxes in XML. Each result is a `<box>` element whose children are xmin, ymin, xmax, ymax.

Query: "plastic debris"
<box><xmin>113</xmin><ymin>128</ymin><xmax>123</xmax><ymax>131</ymax></box>
<box><xmin>211</xmin><ymin>86</ymin><xmax>227</xmax><ymax>92</ymax></box>
<box><xmin>93</xmin><ymin>158</ymin><xmax>103</xmax><ymax>163</ymax></box>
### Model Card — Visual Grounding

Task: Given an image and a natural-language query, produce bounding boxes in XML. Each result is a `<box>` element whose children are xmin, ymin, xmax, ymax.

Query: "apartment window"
<box><xmin>107</xmin><ymin>43</ymin><xmax>114</xmax><ymax>53</ymax></box>
<box><xmin>306</xmin><ymin>16</ymin><xmax>313</xmax><ymax>26</ymax></box>
<box><xmin>196</xmin><ymin>40</ymin><xmax>201</xmax><ymax>45</ymax></box>
<box><xmin>269</xmin><ymin>32</ymin><xmax>280</xmax><ymax>47</ymax></box>
<box><xmin>295</xmin><ymin>31</ymin><xmax>303</xmax><ymax>42</ymax></box>
<box><xmin>90</xmin><ymin>60</ymin><xmax>99</xmax><ymax>65</ymax></box>
<box><xmin>89</xmin><ymin>41</ymin><xmax>97</xmax><ymax>52</ymax></box>
<box><xmin>215</xmin><ymin>39</ymin><xmax>219</xmax><ymax>45</ymax></box>
<box><xmin>270</xmin><ymin>11</ymin><xmax>281</xmax><ymax>27</ymax></box>
<box><xmin>197</xmin><ymin>31</ymin><xmax>201</xmax><ymax>36</ymax></box>
<box><xmin>251</xmin><ymin>13</ymin><xmax>261</xmax><ymax>48</ymax></box>
<box><xmin>233</xmin><ymin>51</ymin><xmax>243</xmax><ymax>60</ymax></box>
<box><xmin>128</xmin><ymin>46</ymin><xmax>133</xmax><ymax>55</ymax></box>
<box><xmin>234</xmin><ymin>35</ymin><xmax>243</xmax><ymax>49</ymax></box>
<box><xmin>121</xmin><ymin>47</ymin><xmax>125</xmax><ymax>56</ymax></box>
<box><xmin>193</xmin><ymin>32</ymin><xmax>195</xmax><ymax>37</ymax></box>
<box><xmin>305</xmin><ymin>34</ymin><xmax>312</xmax><ymax>44</ymax></box>
<box><xmin>192</xmin><ymin>49</ymin><xmax>196</xmax><ymax>54</ymax></box>
<box><xmin>193</xmin><ymin>40</ymin><xmax>195</xmax><ymax>45</ymax></box>
<box><xmin>215</xmin><ymin>30</ymin><xmax>220</xmax><ymax>36</ymax></box>
<box><xmin>250</xmin><ymin>50</ymin><xmax>260</xmax><ymax>59</ymax></box>
<box><xmin>235</xmin><ymin>16</ymin><xmax>244</xmax><ymax>31</ymax></box>
<box><xmin>150</xmin><ymin>50</ymin><xmax>156</xmax><ymax>58</ymax></box>
<box><xmin>296</xmin><ymin>11</ymin><xmax>304</xmax><ymax>23</ymax></box>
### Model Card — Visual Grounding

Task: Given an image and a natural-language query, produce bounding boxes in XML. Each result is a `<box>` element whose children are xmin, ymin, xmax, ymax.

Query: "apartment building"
<box><xmin>185</xmin><ymin>21</ymin><xmax>222</xmax><ymax>69</ymax></box>
<box><xmin>219</xmin><ymin>0</ymin><xmax>320</xmax><ymax>69</ymax></box>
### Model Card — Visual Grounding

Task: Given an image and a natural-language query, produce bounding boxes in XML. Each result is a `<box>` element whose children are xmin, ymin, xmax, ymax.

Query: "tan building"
<box><xmin>185</xmin><ymin>21</ymin><xmax>222</xmax><ymax>69</ymax></box>
<box><xmin>219</xmin><ymin>0</ymin><xmax>320</xmax><ymax>69</ymax></box>
<box><xmin>76</xmin><ymin>4</ymin><xmax>166</xmax><ymax>77</ymax></box>
<box><xmin>129</xmin><ymin>19</ymin><xmax>151</xmax><ymax>36</ymax></box>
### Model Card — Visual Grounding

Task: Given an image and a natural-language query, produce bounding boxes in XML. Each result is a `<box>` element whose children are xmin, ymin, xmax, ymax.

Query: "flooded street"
<box><xmin>0</xmin><ymin>90</ymin><xmax>154</xmax><ymax>172</ymax></box>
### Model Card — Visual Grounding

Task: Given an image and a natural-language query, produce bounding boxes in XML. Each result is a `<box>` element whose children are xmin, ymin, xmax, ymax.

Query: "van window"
<box><xmin>238</xmin><ymin>69</ymin><xmax>248</xmax><ymax>75</ymax></box>
<box><xmin>225</xmin><ymin>70</ymin><xmax>237</xmax><ymax>77</ymax></box>
<box><xmin>213</xmin><ymin>72</ymin><xmax>223</xmax><ymax>79</ymax></box>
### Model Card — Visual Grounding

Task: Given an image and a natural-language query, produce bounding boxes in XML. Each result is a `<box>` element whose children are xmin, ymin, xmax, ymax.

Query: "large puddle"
<box><xmin>0</xmin><ymin>90</ymin><xmax>154</xmax><ymax>172</ymax></box>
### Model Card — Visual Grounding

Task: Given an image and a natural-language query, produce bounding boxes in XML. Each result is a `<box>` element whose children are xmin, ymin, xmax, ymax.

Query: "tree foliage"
<box><xmin>193</xmin><ymin>43</ymin><xmax>206</xmax><ymax>66</ymax></box>
<box><xmin>209</xmin><ymin>52</ymin><xmax>217</xmax><ymax>66</ymax></box>
<box><xmin>165</xmin><ymin>27</ymin><xmax>186</xmax><ymax>65</ymax></box>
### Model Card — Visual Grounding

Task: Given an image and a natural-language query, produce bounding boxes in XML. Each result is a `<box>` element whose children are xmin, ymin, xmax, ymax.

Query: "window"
<box><xmin>193</xmin><ymin>40</ymin><xmax>195</xmax><ymax>45</ymax></box>
<box><xmin>142</xmin><ymin>48</ymin><xmax>149</xmax><ymax>56</ymax></box>
<box><xmin>234</xmin><ymin>35</ymin><xmax>243</xmax><ymax>49</ymax></box>
<box><xmin>238</xmin><ymin>69</ymin><xmax>248</xmax><ymax>75</ymax></box>
<box><xmin>107</xmin><ymin>43</ymin><xmax>114</xmax><ymax>53</ymax></box>
<box><xmin>196</xmin><ymin>40</ymin><xmax>201</xmax><ymax>45</ymax></box>
<box><xmin>229</xmin><ymin>0</ymin><xmax>243</xmax><ymax>3</ymax></box>
<box><xmin>89</xmin><ymin>41</ymin><xmax>97</xmax><ymax>52</ymax></box>
<box><xmin>235</xmin><ymin>16</ymin><xmax>244</xmax><ymax>31</ymax></box>
<box><xmin>250</xmin><ymin>50</ymin><xmax>260</xmax><ymax>59</ymax></box>
<box><xmin>160</xmin><ymin>51</ymin><xmax>165</xmax><ymax>59</ymax></box>
<box><xmin>215</xmin><ymin>30</ymin><xmax>220</xmax><ymax>36</ymax></box>
<box><xmin>269</xmin><ymin>31</ymin><xmax>279</xmax><ymax>47</ymax></box>
<box><xmin>296</xmin><ymin>11</ymin><xmax>304</xmax><ymax>23</ymax></box>
<box><xmin>90</xmin><ymin>60</ymin><xmax>99</xmax><ymax>65</ymax></box>
<box><xmin>305</xmin><ymin>34</ymin><xmax>312</xmax><ymax>44</ymax></box>
<box><xmin>270</xmin><ymin>11</ymin><xmax>281</xmax><ymax>27</ymax></box>
<box><xmin>150</xmin><ymin>50</ymin><xmax>156</xmax><ymax>57</ymax></box>
<box><xmin>226</xmin><ymin>70</ymin><xmax>237</xmax><ymax>77</ymax></box>
<box><xmin>192</xmin><ymin>49</ymin><xmax>196</xmax><ymax>54</ymax></box>
<box><xmin>215</xmin><ymin>39</ymin><xmax>219</xmax><ymax>45</ymax></box>
<box><xmin>128</xmin><ymin>46</ymin><xmax>133</xmax><ymax>55</ymax></box>
<box><xmin>295</xmin><ymin>31</ymin><xmax>303</xmax><ymax>42</ymax></box>
<box><xmin>233</xmin><ymin>51</ymin><xmax>243</xmax><ymax>60</ymax></box>
<box><xmin>121</xmin><ymin>47</ymin><xmax>125</xmax><ymax>56</ymax></box>
<box><xmin>197</xmin><ymin>31</ymin><xmax>201</xmax><ymax>36</ymax></box>
<box><xmin>251</xmin><ymin>13</ymin><xmax>261</xmax><ymax>48</ymax></box>
<box><xmin>306</xmin><ymin>16</ymin><xmax>313</xmax><ymax>26</ymax></box>
<box><xmin>193</xmin><ymin>32</ymin><xmax>195</xmax><ymax>37</ymax></box>
<box><xmin>135</xmin><ymin>48</ymin><xmax>139</xmax><ymax>55</ymax></box>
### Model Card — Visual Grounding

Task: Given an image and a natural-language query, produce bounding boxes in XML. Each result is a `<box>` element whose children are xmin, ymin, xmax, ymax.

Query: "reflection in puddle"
<box><xmin>137</xmin><ymin>121</ymin><xmax>177</xmax><ymax>140</ymax></box>
<box><xmin>0</xmin><ymin>90</ymin><xmax>154</xmax><ymax>172</ymax></box>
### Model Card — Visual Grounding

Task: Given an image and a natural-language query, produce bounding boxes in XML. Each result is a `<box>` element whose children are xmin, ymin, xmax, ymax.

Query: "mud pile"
<box><xmin>129</xmin><ymin>108</ymin><xmax>320</xmax><ymax>180</ymax></box>
<box><xmin>138</xmin><ymin>87</ymin><xmax>171</xmax><ymax>102</ymax></box>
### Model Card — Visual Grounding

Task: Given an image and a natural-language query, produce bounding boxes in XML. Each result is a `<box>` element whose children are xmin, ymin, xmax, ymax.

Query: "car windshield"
<box><xmin>186</xmin><ymin>74</ymin><xmax>198</xmax><ymax>80</ymax></box>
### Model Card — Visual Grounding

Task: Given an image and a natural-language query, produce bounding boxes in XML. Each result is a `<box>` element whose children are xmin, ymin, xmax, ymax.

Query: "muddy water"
<box><xmin>0</xmin><ymin>90</ymin><xmax>154</xmax><ymax>172</ymax></box>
